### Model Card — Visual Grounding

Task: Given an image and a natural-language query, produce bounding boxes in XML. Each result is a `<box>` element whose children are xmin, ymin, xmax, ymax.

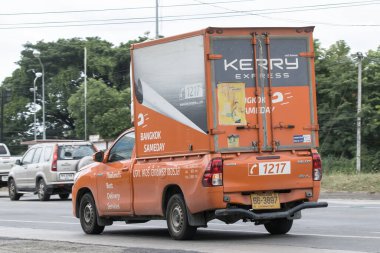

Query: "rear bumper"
<box><xmin>215</xmin><ymin>202</ymin><xmax>328</xmax><ymax>222</ymax></box>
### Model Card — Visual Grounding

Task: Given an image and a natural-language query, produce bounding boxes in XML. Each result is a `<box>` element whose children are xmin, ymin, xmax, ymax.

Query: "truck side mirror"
<box><xmin>93</xmin><ymin>151</ymin><xmax>104</xmax><ymax>163</ymax></box>
<box><xmin>15</xmin><ymin>159</ymin><xmax>21</xmax><ymax>165</ymax></box>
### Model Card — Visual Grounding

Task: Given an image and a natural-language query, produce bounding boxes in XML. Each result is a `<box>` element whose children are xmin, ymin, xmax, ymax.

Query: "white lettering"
<box><xmin>224</xmin><ymin>59</ymin><xmax>238</xmax><ymax>71</ymax></box>
<box><xmin>223</xmin><ymin>58</ymin><xmax>299</xmax><ymax>71</ymax></box>
<box><xmin>106</xmin><ymin>183</ymin><xmax>113</xmax><ymax>189</ymax></box>
<box><xmin>107</xmin><ymin>192</ymin><xmax>120</xmax><ymax>201</ymax></box>
<box><xmin>107</xmin><ymin>171</ymin><xmax>121</xmax><ymax>179</ymax></box>
<box><xmin>257</xmin><ymin>59</ymin><xmax>268</xmax><ymax>70</ymax></box>
<box><xmin>271</xmin><ymin>59</ymin><xmax>284</xmax><ymax>70</ymax></box>
<box><xmin>245</xmin><ymin>106</ymin><xmax>275</xmax><ymax>114</ymax></box>
<box><xmin>240</xmin><ymin>59</ymin><xmax>253</xmax><ymax>70</ymax></box>
<box><xmin>140</xmin><ymin>131</ymin><xmax>161</xmax><ymax>141</ymax></box>
<box><xmin>107</xmin><ymin>203</ymin><xmax>120</xmax><ymax>210</ymax></box>
<box><xmin>285</xmin><ymin>58</ymin><xmax>298</xmax><ymax>69</ymax></box>
<box><xmin>245</xmin><ymin>96</ymin><xmax>265</xmax><ymax>104</ymax></box>
<box><xmin>144</xmin><ymin>143</ymin><xmax>165</xmax><ymax>153</ymax></box>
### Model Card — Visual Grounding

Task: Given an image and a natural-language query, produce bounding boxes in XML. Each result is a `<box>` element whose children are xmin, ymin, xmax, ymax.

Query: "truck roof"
<box><xmin>132</xmin><ymin>26</ymin><xmax>315</xmax><ymax>49</ymax></box>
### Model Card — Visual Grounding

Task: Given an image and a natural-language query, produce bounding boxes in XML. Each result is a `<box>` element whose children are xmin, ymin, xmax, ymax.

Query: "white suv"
<box><xmin>8</xmin><ymin>141</ymin><xmax>96</xmax><ymax>201</ymax></box>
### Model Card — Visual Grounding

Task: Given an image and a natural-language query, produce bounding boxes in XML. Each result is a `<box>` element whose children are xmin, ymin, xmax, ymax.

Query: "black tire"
<box><xmin>8</xmin><ymin>178</ymin><xmax>22</xmax><ymax>201</ymax></box>
<box><xmin>59</xmin><ymin>193</ymin><xmax>70</xmax><ymax>200</ymax></box>
<box><xmin>264</xmin><ymin>219</ymin><xmax>293</xmax><ymax>235</ymax></box>
<box><xmin>79</xmin><ymin>193</ymin><xmax>105</xmax><ymax>234</ymax></box>
<box><xmin>166</xmin><ymin>194</ymin><xmax>197</xmax><ymax>240</ymax></box>
<box><xmin>37</xmin><ymin>179</ymin><xmax>50</xmax><ymax>201</ymax></box>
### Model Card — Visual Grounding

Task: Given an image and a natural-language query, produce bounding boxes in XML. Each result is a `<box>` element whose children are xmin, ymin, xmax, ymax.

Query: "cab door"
<box><xmin>14</xmin><ymin>148</ymin><xmax>36</xmax><ymax>190</ymax></box>
<box><xmin>96</xmin><ymin>131</ymin><xmax>135</xmax><ymax>214</ymax></box>
<box><xmin>27</xmin><ymin>147</ymin><xmax>43</xmax><ymax>188</ymax></box>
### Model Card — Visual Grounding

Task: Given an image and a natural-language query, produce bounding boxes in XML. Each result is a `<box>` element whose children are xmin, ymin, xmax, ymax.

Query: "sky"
<box><xmin>0</xmin><ymin>0</ymin><xmax>379</xmax><ymax>83</ymax></box>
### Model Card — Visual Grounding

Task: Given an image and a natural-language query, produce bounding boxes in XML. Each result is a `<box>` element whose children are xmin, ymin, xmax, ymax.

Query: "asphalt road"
<box><xmin>0</xmin><ymin>191</ymin><xmax>379</xmax><ymax>253</ymax></box>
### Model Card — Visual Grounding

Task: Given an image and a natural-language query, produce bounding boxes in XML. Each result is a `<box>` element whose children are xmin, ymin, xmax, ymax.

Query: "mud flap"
<box><xmin>187</xmin><ymin>209</ymin><xmax>207</xmax><ymax>227</ymax></box>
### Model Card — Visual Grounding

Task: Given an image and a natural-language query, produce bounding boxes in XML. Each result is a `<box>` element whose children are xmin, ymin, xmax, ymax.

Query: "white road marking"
<box><xmin>204</xmin><ymin>228</ymin><xmax>380</xmax><ymax>240</ymax></box>
<box><xmin>0</xmin><ymin>219</ymin><xmax>78</xmax><ymax>225</ymax></box>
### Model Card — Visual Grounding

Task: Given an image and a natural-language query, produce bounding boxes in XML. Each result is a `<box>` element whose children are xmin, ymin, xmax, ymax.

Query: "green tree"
<box><xmin>0</xmin><ymin>35</ymin><xmax>148</xmax><ymax>154</ymax></box>
<box><xmin>68</xmin><ymin>78</ymin><xmax>131</xmax><ymax>139</ymax></box>
<box><xmin>316</xmin><ymin>40</ymin><xmax>358</xmax><ymax>158</ymax></box>
<box><xmin>361</xmin><ymin>47</ymin><xmax>380</xmax><ymax>171</ymax></box>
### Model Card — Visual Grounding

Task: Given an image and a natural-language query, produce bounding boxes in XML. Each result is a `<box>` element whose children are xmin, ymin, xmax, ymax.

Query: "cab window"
<box><xmin>32</xmin><ymin>147</ymin><xmax>43</xmax><ymax>164</ymax></box>
<box><xmin>44</xmin><ymin>147</ymin><xmax>53</xmax><ymax>162</ymax></box>
<box><xmin>108</xmin><ymin>132</ymin><xmax>135</xmax><ymax>162</ymax></box>
<box><xmin>22</xmin><ymin>149</ymin><xmax>36</xmax><ymax>165</ymax></box>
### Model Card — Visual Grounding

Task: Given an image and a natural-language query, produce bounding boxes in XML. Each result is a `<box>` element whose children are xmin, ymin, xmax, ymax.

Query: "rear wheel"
<box><xmin>59</xmin><ymin>193</ymin><xmax>70</xmax><ymax>200</ymax></box>
<box><xmin>166</xmin><ymin>194</ymin><xmax>197</xmax><ymax>240</ymax></box>
<box><xmin>79</xmin><ymin>193</ymin><xmax>104</xmax><ymax>234</ymax></box>
<box><xmin>8</xmin><ymin>179</ymin><xmax>22</xmax><ymax>201</ymax></box>
<box><xmin>264</xmin><ymin>219</ymin><xmax>293</xmax><ymax>235</ymax></box>
<box><xmin>37</xmin><ymin>179</ymin><xmax>50</xmax><ymax>201</ymax></box>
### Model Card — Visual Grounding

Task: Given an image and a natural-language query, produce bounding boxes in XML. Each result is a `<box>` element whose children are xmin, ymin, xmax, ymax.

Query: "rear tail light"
<box><xmin>312</xmin><ymin>153</ymin><xmax>322</xmax><ymax>181</ymax></box>
<box><xmin>202</xmin><ymin>158</ymin><xmax>223</xmax><ymax>187</ymax></box>
<box><xmin>51</xmin><ymin>144</ymin><xmax>58</xmax><ymax>172</ymax></box>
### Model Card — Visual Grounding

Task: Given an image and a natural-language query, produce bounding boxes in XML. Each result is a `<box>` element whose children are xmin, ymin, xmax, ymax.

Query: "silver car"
<box><xmin>8</xmin><ymin>142</ymin><xmax>96</xmax><ymax>201</ymax></box>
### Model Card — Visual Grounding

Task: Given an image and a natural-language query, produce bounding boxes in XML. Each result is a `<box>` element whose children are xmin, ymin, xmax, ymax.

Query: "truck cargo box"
<box><xmin>131</xmin><ymin>27</ymin><xmax>318</xmax><ymax>158</ymax></box>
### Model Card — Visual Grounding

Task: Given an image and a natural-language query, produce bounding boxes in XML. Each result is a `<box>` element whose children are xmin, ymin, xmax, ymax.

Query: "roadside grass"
<box><xmin>322</xmin><ymin>173</ymin><xmax>380</xmax><ymax>193</ymax></box>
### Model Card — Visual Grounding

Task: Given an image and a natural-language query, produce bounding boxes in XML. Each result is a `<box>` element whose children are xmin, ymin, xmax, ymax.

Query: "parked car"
<box><xmin>8</xmin><ymin>141</ymin><xmax>96</xmax><ymax>201</ymax></box>
<box><xmin>0</xmin><ymin>143</ymin><xmax>21</xmax><ymax>188</ymax></box>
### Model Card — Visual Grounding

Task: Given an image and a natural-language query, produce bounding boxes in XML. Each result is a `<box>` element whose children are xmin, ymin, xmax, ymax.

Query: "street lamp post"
<box><xmin>33</xmin><ymin>50</ymin><xmax>46</xmax><ymax>140</ymax></box>
<box><xmin>32</xmin><ymin>73</ymin><xmax>42</xmax><ymax>141</ymax></box>
<box><xmin>356</xmin><ymin>52</ymin><xmax>363</xmax><ymax>173</ymax></box>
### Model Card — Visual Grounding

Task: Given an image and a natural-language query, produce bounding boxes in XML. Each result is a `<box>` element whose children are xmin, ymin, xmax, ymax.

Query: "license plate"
<box><xmin>1</xmin><ymin>176</ymin><xmax>8</xmax><ymax>182</ymax></box>
<box><xmin>59</xmin><ymin>173</ymin><xmax>74</xmax><ymax>181</ymax></box>
<box><xmin>251</xmin><ymin>192</ymin><xmax>280</xmax><ymax>210</ymax></box>
<box><xmin>248</xmin><ymin>161</ymin><xmax>291</xmax><ymax>176</ymax></box>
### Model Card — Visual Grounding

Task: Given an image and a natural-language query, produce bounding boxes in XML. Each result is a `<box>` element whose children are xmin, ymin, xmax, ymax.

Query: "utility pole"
<box><xmin>155</xmin><ymin>0</ymin><xmax>159</xmax><ymax>39</ymax></box>
<box><xmin>84</xmin><ymin>47</ymin><xmax>87</xmax><ymax>141</ymax></box>
<box><xmin>356</xmin><ymin>52</ymin><xmax>363</xmax><ymax>173</ymax></box>
<box><xmin>0</xmin><ymin>87</ymin><xmax>3</xmax><ymax>143</ymax></box>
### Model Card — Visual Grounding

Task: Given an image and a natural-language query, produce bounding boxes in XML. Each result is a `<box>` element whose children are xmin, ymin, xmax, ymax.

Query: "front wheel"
<box><xmin>264</xmin><ymin>219</ymin><xmax>293</xmax><ymax>235</ymax></box>
<box><xmin>8</xmin><ymin>179</ymin><xmax>23</xmax><ymax>201</ymax></box>
<box><xmin>79</xmin><ymin>193</ymin><xmax>104</xmax><ymax>234</ymax></box>
<box><xmin>37</xmin><ymin>179</ymin><xmax>50</xmax><ymax>201</ymax></box>
<box><xmin>166</xmin><ymin>194</ymin><xmax>197</xmax><ymax>240</ymax></box>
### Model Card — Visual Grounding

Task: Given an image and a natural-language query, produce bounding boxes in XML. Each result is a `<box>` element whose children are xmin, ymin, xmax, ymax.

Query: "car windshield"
<box><xmin>58</xmin><ymin>145</ymin><xmax>95</xmax><ymax>160</ymax></box>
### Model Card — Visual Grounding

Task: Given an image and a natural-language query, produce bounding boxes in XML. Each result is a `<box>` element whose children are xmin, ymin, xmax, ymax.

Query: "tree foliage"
<box><xmin>67</xmin><ymin>79</ymin><xmax>131</xmax><ymax>139</ymax></box>
<box><xmin>0</xmin><ymin>35</ymin><xmax>148</xmax><ymax>153</ymax></box>
<box><xmin>315</xmin><ymin>41</ymin><xmax>380</xmax><ymax>172</ymax></box>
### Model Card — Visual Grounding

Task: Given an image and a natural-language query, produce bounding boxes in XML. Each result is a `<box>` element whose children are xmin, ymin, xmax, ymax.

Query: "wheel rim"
<box><xmin>83</xmin><ymin>202</ymin><xmax>94</xmax><ymax>224</ymax></box>
<box><xmin>171</xmin><ymin>204</ymin><xmax>184</xmax><ymax>233</ymax></box>
<box><xmin>9</xmin><ymin>181</ymin><xmax>15</xmax><ymax>197</ymax></box>
<box><xmin>38</xmin><ymin>181</ymin><xmax>45</xmax><ymax>198</ymax></box>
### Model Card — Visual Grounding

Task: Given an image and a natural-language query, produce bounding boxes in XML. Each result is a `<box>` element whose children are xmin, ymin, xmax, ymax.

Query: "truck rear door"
<box><xmin>210</xmin><ymin>31</ymin><xmax>318</xmax><ymax>152</ymax></box>
<box><xmin>208</xmin><ymin>28</ymin><xmax>317</xmax><ymax>193</ymax></box>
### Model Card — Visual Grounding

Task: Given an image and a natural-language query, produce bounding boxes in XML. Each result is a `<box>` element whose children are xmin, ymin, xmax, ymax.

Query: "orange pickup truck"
<box><xmin>72</xmin><ymin>27</ymin><xmax>327</xmax><ymax>240</ymax></box>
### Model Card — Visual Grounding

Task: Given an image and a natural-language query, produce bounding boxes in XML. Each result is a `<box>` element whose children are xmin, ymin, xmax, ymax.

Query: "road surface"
<box><xmin>0</xmin><ymin>191</ymin><xmax>379</xmax><ymax>253</ymax></box>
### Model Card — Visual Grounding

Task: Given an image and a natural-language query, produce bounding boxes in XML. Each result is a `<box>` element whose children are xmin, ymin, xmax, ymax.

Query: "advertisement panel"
<box><xmin>132</xmin><ymin>35</ymin><xmax>209</xmax><ymax>157</ymax></box>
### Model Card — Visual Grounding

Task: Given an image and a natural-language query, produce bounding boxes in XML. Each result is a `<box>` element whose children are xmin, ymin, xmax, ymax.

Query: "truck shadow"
<box><xmin>104</xmin><ymin>227</ymin><xmax>285</xmax><ymax>241</ymax></box>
